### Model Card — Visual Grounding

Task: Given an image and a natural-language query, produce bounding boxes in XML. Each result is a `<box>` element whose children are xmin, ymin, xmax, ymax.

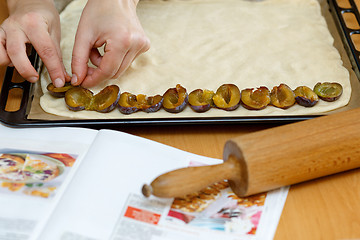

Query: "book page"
<box><xmin>0</xmin><ymin>124</ymin><xmax>98</xmax><ymax>239</ymax></box>
<box><xmin>34</xmin><ymin>129</ymin><xmax>288</xmax><ymax>240</ymax></box>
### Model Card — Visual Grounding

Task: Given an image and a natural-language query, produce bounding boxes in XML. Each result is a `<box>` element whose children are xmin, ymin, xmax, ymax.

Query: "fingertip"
<box><xmin>54</xmin><ymin>78</ymin><xmax>65</xmax><ymax>88</ymax></box>
<box><xmin>28</xmin><ymin>76</ymin><xmax>39</xmax><ymax>83</ymax></box>
<box><xmin>71</xmin><ymin>74</ymin><xmax>79</xmax><ymax>85</ymax></box>
<box><xmin>71</xmin><ymin>62</ymin><xmax>87</xmax><ymax>86</ymax></box>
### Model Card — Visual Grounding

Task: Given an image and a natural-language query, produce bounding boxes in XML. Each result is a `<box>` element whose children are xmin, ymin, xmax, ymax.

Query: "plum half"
<box><xmin>270</xmin><ymin>84</ymin><xmax>296</xmax><ymax>109</ymax></box>
<box><xmin>118</xmin><ymin>93</ymin><xmax>163</xmax><ymax>114</ymax></box>
<box><xmin>313</xmin><ymin>82</ymin><xmax>343</xmax><ymax>102</ymax></box>
<box><xmin>240</xmin><ymin>86</ymin><xmax>270</xmax><ymax>110</ymax></box>
<box><xmin>213</xmin><ymin>84</ymin><xmax>241</xmax><ymax>111</ymax></box>
<box><xmin>65</xmin><ymin>87</ymin><xmax>92</xmax><ymax>111</ymax></box>
<box><xmin>65</xmin><ymin>85</ymin><xmax>120</xmax><ymax>113</ymax></box>
<box><xmin>294</xmin><ymin>86</ymin><xmax>319</xmax><ymax>107</ymax></box>
<box><xmin>188</xmin><ymin>89</ymin><xmax>215</xmax><ymax>113</ymax></box>
<box><xmin>47</xmin><ymin>82</ymin><xmax>74</xmax><ymax>98</ymax></box>
<box><xmin>162</xmin><ymin>84</ymin><xmax>188</xmax><ymax>113</ymax></box>
<box><xmin>93</xmin><ymin>85</ymin><xmax>121</xmax><ymax>113</ymax></box>
<box><xmin>137</xmin><ymin>94</ymin><xmax>163</xmax><ymax>113</ymax></box>
<box><xmin>118</xmin><ymin>92</ymin><xmax>140</xmax><ymax>114</ymax></box>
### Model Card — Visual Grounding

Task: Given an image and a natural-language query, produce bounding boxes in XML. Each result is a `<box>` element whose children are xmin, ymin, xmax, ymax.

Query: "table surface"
<box><xmin>1</xmin><ymin>1</ymin><xmax>360</xmax><ymax>239</ymax></box>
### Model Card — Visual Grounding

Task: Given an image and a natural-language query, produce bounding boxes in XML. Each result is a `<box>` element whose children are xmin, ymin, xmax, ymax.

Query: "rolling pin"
<box><xmin>142</xmin><ymin>107</ymin><xmax>360</xmax><ymax>198</ymax></box>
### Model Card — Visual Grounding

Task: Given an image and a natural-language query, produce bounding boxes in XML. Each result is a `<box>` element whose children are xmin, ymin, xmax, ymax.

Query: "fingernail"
<box><xmin>28</xmin><ymin>76</ymin><xmax>38</xmax><ymax>82</ymax></box>
<box><xmin>71</xmin><ymin>74</ymin><xmax>78</xmax><ymax>85</ymax></box>
<box><xmin>54</xmin><ymin>78</ymin><xmax>64</xmax><ymax>88</ymax></box>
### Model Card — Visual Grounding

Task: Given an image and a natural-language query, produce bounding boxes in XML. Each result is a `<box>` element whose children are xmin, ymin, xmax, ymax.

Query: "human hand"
<box><xmin>0</xmin><ymin>0</ymin><xmax>69</xmax><ymax>87</ymax></box>
<box><xmin>71</xmin><ymin>0</ymin><xmax>150</xmax><ymax>88</ymax></box>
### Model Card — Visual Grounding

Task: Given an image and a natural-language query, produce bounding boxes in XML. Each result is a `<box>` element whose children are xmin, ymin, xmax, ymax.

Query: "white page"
<box><xmin>0</xmin><ymin>123</ymin><xmax>98</xmax><ymax>239</ymax></box>
<box><xmin>35</xmin><ymin>129</ymin><xmax>289</xmax><ymax>240</ymax></box>
<box><xmin>35</xmin><ymin>129</ymin><xmax>201</xmax><ymax>240</ymax></box>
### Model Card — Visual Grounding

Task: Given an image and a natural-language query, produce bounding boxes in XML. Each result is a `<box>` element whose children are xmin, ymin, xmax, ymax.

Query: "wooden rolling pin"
<box><xmin>142</xmin><ymin>108</ymin><xmax>360</xmax><ymax>198</ymax></box>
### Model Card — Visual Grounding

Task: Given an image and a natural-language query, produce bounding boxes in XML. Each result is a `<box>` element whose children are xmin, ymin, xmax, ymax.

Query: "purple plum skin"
<box><xmin>188</xmin><ymin>89</ymin><xmax>214</xmax><ymax>113</ymax></box>
<box><xmin>142</xmin><ymin>97</ymin><xmax>164</xmax><ymax>113</ymax></box>
<box><xmin>163</xmin><ymin>94</ymin><xmax>188</xmax><ymax>113</ymax></box>
<box><xmin>189</xmin><ymin>103</ymin><xmax>211</xmax><ymax>113</ymax></box>
<box><xmin>118</xmin><ymin>106</ymin><xmax>139</xmax><ymax>114</ymax></box>
<box><xmin>295</xmin><ymin>96</ymin><xmax>318</xmax><ymax>107</ymax></box>
<box><xmin>294</xmin><ymin>86</ymin><xmax>319</xmax><ymax>107</ymax></box>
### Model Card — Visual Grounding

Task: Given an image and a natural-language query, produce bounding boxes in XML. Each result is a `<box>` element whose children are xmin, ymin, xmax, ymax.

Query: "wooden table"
<box><xmin>1</xmin><ymin>1</ymin><xmax>360</xmax><ymax>239</ymax></box>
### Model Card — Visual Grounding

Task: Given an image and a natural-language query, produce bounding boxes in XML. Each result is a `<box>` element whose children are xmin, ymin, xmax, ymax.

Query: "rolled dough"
<box><xmin>40</xmin><ymin>0</ymin><xmax>351</xmax><ymax>119</ymax></box>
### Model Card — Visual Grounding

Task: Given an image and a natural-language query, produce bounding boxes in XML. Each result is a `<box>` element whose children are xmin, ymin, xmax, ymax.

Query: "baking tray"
<box><xmin>0</xmin><ymin>0</ymin><xmax>359</xmax><ymax>128</ymax></box>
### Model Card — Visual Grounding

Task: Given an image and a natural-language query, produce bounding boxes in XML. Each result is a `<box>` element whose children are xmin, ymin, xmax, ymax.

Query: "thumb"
<box><xmin>71</xmin><ymin>30</ymin><xmax>92</xmax><ymax>86</ymax></box>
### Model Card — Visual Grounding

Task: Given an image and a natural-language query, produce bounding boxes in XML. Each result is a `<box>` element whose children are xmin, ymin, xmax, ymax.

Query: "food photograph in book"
<box><xmin>0</xmin><ymin>151</ymin><xmax>77</xmax><ymax>199</ymax></box>
<box><xmin>165</xmin><ymin>161</ymin><xmax>266</xmax><ymax>236</ymax></box>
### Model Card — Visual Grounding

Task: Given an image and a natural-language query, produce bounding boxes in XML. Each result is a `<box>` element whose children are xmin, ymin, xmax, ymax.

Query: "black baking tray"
<box><xmin>0</xmin><ymin>0</ymin><xmax>357</xmax><ymax>128</ymax></box>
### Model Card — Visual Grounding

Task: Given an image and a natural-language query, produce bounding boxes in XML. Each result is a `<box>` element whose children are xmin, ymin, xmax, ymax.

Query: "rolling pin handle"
<box><xmin>141</xmin><ymin>157</ymin><xmax>242</xmax><ymax>198</ymax></box>
<box><xmin>142</xmin><ymin>184</ymin><xmax>152</xmax><ymax>198</ymax></box>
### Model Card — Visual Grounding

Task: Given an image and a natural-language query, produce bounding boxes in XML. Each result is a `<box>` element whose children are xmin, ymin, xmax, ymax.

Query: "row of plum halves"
<box><xmin>46</xmin><ymin>82</ymin><xmax>343</xmax><ymax>114</ymax></box>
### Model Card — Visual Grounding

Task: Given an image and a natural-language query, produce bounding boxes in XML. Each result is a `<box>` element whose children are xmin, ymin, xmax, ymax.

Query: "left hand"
<box><xmin>1</xmin><ymin>0</ymin><xmax>69</xmax><ymax>87</ymax></box>
<box><xmin>70</xmin><ymin>0</ymin><xmax>150</xmax><ymax>88</ymax></box>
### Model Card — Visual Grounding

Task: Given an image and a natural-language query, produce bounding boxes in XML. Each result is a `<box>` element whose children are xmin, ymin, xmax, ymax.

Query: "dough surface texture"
<box><xmin>40</xmin><ymin>0</ymin><xmax>351</xmax><ymax>119</ymax></box>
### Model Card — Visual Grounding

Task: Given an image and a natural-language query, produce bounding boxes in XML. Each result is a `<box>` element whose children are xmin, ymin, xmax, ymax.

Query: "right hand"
<box><xmin>0</xmin><ymin>0</ymin><xmax>69</xmax><ymax>87</ymax></box>
<box><xmin>70</xmin><ymin>0</ymin><xmax>150</xmax><ymax>88</ymax></box>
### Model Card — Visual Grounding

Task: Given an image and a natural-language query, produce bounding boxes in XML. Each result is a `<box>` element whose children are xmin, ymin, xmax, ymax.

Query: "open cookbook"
<box><xmin>0</xmin><ymin>123</ymin><xmax>288</xmax><ymax>240</ymax></box>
